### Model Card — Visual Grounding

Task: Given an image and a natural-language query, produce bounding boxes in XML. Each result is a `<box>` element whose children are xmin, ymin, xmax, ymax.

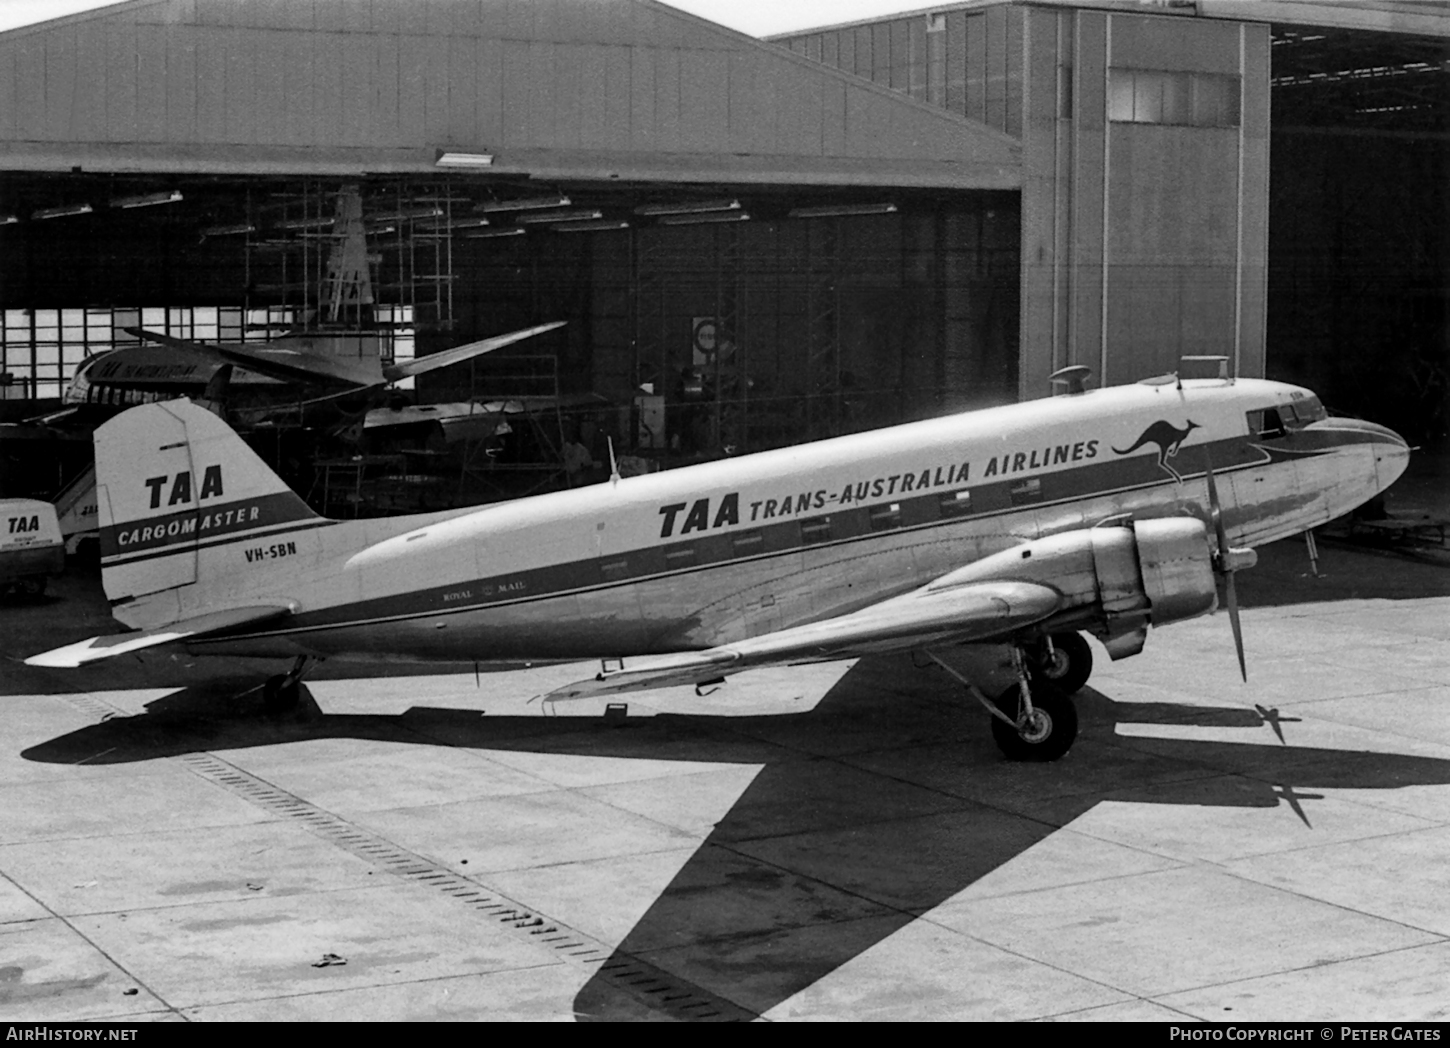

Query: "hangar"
<box><xmin>0</xmin><ymin>0</ymin><xmax>1023</xmax><ymax>497</ymax></box>
<box><xmin>0</xmin><ymin>0</ymin><xmax>1445</xmax><ymax>498</ymax></box>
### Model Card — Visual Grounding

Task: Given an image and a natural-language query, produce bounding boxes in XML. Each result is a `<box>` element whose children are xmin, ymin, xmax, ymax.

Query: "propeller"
<box><xmin>1203</xmin><ymin>450</ymin><xmax>1257</xmax><ymax>681</ymax></box>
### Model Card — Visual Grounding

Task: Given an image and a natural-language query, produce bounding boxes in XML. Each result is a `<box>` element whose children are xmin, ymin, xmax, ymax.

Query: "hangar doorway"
<box><xmin>1268</xmin><ymin>26</ymin><xmax>1450</xmax><ymax>444</ymax></box>
<box><xmin>1</xmin><ymin>175</ymin><xmax>1018</xmax><ymax>502</ymax></box>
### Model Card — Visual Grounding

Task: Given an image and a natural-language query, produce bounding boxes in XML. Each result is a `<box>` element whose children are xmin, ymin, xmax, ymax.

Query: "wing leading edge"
<box><xmin>543</xmin><ymin>579</ymin><xmax>1062</xmax><ymax>701</ymax></box>
<box><xmin>125</xmin><ymin>321</ymin><xmax>567</xmax><ymax>390</ymax></box>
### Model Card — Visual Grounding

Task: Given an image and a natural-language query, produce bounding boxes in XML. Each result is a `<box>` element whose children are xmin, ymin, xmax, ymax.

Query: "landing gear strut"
<box><xmin>988</xmin><ymin>678</ymin><xmax>1077</xmax><ymax>762</ymax></box>
<box><xmin>926</xmin><ymin>645</ymin><xmax>1080</xmax><ymax>762</ymax></box>
<box><xmin>261</xmin><ymin>655</ymin><xmax>318</xmax><ymax>713</ymax></box>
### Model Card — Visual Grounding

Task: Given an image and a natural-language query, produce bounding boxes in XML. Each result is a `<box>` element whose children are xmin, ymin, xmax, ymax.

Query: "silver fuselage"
<box><xmin>175</xmin><ymin>378</ymin><xmax>1407</xmax><ymax>662</ymax></box>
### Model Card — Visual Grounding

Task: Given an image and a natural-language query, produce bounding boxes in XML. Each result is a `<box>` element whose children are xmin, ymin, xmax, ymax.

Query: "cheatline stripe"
<box><xmin>99</xmin><ymin>491</ymin><xmax>319</xmax><ymax>559</ymax></box>
<box><xmin>102</xmin><ymin>518</ymin><xmax>336</xmax><ymax>567</ymax></box>
<box><xmin>210</xmin><ymin>456</ymin><xmax>1271</xmax><ymax>643</ymax></box>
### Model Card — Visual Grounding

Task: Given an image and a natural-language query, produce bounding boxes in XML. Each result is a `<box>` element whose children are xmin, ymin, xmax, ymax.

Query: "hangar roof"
<box><xmin>772</xmin><ymin>1</ymin><xmax>1450</xmax><ymax>40</ymax></box>
<box><xmin>0</xmin><ymin>0</ymin><xmax>1019</xmax><ymax>189</ymax></box>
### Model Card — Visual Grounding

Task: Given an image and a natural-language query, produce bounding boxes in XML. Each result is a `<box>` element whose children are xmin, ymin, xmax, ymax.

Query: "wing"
<box><xmin>542</xmin><ymin>579</ymin><xmax>1061</xmax><ymax>701</ymax></box>
<box><xmin>25</xmin><ymin>604</ymin><xmax>294</xmax><ymax>668</ymax></box>
<box><xmin>124</xmin><ymin>328</ymin><xmax>381</xmax><ymax>388</ymax></box>
<box><xmin>381</xmin><ymin>321</ymin><xmax>566</xmax><ymax>382</ymax></box>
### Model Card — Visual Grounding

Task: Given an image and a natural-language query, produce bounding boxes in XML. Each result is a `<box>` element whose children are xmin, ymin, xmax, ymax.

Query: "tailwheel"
<box><xmin>260</xmin><ymin>655</ymin><xmax>316</xmax><ymax>714</ymax></box>
<box><xmin>1028</xmin><ymin>631</ymin><xmax>1093</xmax><ymax>695</ymax></box>
<box><xmin>261</xmin><ymin>674</ymin><xmax>300</xmax><ymax>713</ymax></box>
<box><xmin>990</xmin><ymin>680</ymin><xmax>1078</xmax><ymax>762</ymax></box>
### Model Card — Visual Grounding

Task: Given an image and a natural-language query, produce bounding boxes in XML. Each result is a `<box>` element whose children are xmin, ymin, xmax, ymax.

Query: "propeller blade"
<box><xmin>1224</xmin><ymin>568</ymin><xmax>1247</xmax><ymax>682</ymax></box>
<box><xmin>1204</xmin><ymin>447</ymin><xmax>1248</xmax><ymax>681</ymax></box>
<box><xmin>1204</xmin><ymin>450</ymin><xmax>1230</xmax><ymax>555</ymax></box>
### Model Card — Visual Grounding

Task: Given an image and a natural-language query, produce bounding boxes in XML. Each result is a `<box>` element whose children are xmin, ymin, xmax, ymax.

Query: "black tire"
<box><xmin>990</xmin><ymin>681</ymin><xmax>1078</xmax><ymax>762</ymax></box>
<box><xmin>262</xmin><ymin>674</ymin><xmax>299</xmax><ymax>713</ymax></box>
<box><xmin>1030</xmin><ymin>631</ymin><xmax>1093</xmax><ymax>696</ymax></box>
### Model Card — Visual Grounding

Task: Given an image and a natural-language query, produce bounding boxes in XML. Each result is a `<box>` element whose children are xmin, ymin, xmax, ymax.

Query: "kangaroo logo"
<box><xmin>1112</xmin><ymin>420</ymin><xmax>1200</xmax><ymax>482</ymax></box>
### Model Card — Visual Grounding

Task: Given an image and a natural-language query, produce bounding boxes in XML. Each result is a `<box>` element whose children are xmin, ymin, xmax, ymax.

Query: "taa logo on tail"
<box><xmin>144</xmin><ymin>466</ymin><xmax>224</xmax><ymax>509</ymax></box>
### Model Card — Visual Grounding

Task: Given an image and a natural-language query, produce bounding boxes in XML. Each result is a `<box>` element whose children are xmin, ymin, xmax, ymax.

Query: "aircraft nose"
<box><xmin>1340</xmin><ymin>418</ymin><xmax>1411</xmax><ymax>492</ymax></box>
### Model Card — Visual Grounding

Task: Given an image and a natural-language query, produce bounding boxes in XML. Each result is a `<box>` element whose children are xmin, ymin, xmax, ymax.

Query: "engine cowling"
<box><xmin>929</xmin><ymin>517</ymin><xmax>1219</xmax><ymax>653</ymax></box>
<box><xmin>1090</xmin><ymin>517</ymin><xmax>1218</xmax><ymax>627</ymax></box>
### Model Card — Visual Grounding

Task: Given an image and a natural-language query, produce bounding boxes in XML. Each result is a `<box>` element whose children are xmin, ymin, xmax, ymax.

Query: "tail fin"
<box><xmin>96</xmin><ymin>399</ymin><xmax>327</xmax><ymax>623</ymax></box>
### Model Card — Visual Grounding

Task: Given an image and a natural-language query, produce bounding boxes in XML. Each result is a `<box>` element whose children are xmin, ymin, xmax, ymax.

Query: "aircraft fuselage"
<box><xmin>165</xmin><ymin>377</ymin><xmax>1405</xmax><ymax>662</ymax></box>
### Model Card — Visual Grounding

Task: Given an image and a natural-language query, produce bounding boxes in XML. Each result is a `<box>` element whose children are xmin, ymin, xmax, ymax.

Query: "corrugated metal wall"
<box><xmin>0</xmin><ymin>0</ymin><xmax>1018</xmax><ymax>184</ymax></box>
<box><xmin>785</xmin><ymin>4</ymin><xmax>1024</xmax><ymax>138</ymax></box>
<box><xmin>782</xmin><ymin>2</ymin><xmax>1271</xmax><ymax>395</ymax></box>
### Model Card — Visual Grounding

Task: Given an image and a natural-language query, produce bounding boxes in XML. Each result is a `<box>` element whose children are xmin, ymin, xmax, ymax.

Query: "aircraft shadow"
<box><xmin>20</xmin><ymin>655</ymin><xmax>1450</xmax><ymax>1021</ymax></box>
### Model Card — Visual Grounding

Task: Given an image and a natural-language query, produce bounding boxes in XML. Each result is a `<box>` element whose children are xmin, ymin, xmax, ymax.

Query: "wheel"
<box><xmin>989</xmin><ymin>681</ymin><xmax>1078</xmax><ymax>762</ymax></box>
<box><xmin>18</xmin><ymin>577</ymin><xmax>46</xmax><ymax>598</ymax></box>
<box><xmin>1029</xmin><ymin>631</ymin><xmax>1093</xmax><ymax>696</ymax></box>
<box><xmin>262</xmin><ymin>674</ymin><xmax>300</xmax><ymax>713</ymax></box>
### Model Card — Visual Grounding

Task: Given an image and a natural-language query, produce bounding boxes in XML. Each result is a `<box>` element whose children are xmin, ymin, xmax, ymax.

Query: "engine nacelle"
<box><xmin>1090</xmin><ymin>517</ymin><xmax>1218</xmax><ymax>627</ymax></box>
<box><xmin>929</xmin><ymin>517</ymin><xmax>1218</xmax><ymax>650</ymax></box>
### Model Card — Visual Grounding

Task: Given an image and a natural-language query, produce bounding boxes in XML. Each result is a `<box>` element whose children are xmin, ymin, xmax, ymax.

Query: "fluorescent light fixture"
<box><xmin>788</xmin><ymin>203</ymin><xmax>898</xmax><ymax>218</ymax></box>
<box><xmin>423</xmin><ymin>216</ymin><xmax>491</xmax><ymax>231</ymax></box>
<box><xmin>275</xmin><ymin>215</ymin><xmax>335</xmax><ymax>230</ymax></box>
<box><xmin>514</xmin><ymin>209</ymin><xmax>603</xmax><ymax>225</ymax></box>
<box><xmin>435</xmin><ymin>151</ymin><xmax>495</xmax><ymax>168</ymax></box>
<box><xmin>475</xmin><ymin>195</ymin><xmax>571</xmax><ymax>214</ymax></box>
<box><xmin>369</xmin><ymin>206</ymin><xmax>444</xmax><ymax>223</ymax></box>
<box><xmin>464</xmin><ymin>227</ymin><xmax>525</xmax><ymax>239</ymax></box>
<box><xmin>111</xmin><ymin>190</ymin><xmax>183</xmax><ymax>209</ymax></box>
<box><xmin>31</xmin><ymin>203</ymin><xmax>93</xmax><ymax>220</ymax></box>
<box><xmin>657</xmin><ymin>212</ymin><xmax>750</xmax><ymax>226</ymax></box>
<box><xmin>552</xmin><ymin>219</ymin><xmax>629</xmax><ymax>233</ymax></box>
<box><xmin>201</xmin><ymin>222</ymin><xmax>256</xmax><ymax>237</ymax></box>
<box><xmin>635</xmin><ymin>199</ymin><xmax>740</xmax><ymax>217</ymax></box>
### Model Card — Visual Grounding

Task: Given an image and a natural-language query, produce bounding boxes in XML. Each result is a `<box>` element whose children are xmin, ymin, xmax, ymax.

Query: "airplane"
<box><xmin>64</xmin><ymin>319</ymin><xmax>567</xmax><ymax>410</ymax></box>
<box><xmin>24</xmin><ymin>362</ymin><xmax>1410</xmax><ymax>761</ymax></box>
<box><xmin>57</xmin><ymin>179</ymin><xmax>568</xmax><ymax>413</ymax></box>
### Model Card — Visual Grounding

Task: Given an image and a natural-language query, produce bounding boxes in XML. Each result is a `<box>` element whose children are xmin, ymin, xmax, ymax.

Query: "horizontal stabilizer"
<box><xmin>382</xmin><ymin>321</ymin><xmax>566</xmax><ymax>383</ymax></box>
<box><xmin>24</xmin><ymin>604</ymin><xmax>294</xmax><ymax>668</ymax></box>
<box><xmin>543</xmin><ymin>579</ymin><xmax>1061</xmax><ymax>701</ymax></box>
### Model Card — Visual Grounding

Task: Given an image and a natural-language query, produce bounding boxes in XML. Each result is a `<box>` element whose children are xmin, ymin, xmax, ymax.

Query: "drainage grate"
<box><xmin>58</xmin><ymin>691</ymin><xmax>129</xmax><ymax>721</ymax></box>
<box><xmin>176</xmin><ymin>751</ymin><xmax>753</xmax><ymax>1021</ymax></box>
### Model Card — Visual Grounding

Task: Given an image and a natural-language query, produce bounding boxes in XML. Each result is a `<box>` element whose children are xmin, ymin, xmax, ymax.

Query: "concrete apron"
<box><xmin>0</xmin><ymin>539</ymin><xmax>1448</xmax><ymax>1021</ymax></box>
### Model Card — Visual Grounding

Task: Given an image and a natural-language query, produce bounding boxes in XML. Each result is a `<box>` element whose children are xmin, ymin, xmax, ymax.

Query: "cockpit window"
<box><xmin>1248</xmin><ymin>407</ymin><xmax>1287</xmax><ymax>439</ymax></box>
<box><xmin>1287</xmin><ymin>396</ymin><xmax>1327</xmax><ymax>423</ymax></box>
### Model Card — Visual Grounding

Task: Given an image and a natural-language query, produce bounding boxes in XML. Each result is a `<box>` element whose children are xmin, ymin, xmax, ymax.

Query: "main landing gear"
<box><xmin>1026</xmin><ymin>631</ymin><xmax>1093</xmax><ymax>698</ymax></box>
<box><xmin>261</xmin><ymin>655</ymin><xmax>319</xmax><ymax>713</ymax></box>
<box><xmin>927</xmin><ymin>639</ymin><xmax>1083</xmax><ymax>762</ymax></box>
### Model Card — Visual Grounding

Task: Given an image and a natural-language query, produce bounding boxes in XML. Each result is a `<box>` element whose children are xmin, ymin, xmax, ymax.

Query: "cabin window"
<box><xmin>800</xmin><ymin>516</ymin><xmax>833</xmax><ymax>545</ymax></box>
<box><xmin>938</xmin><ymin>490</ymin><xmax>972</xmax><ymax>517</ymax></box>
<box><xmin>869</xmin><ymin>502</ymin><xmax>902</xmax><ymax>531</ymax></box>
<box><xmin>1009</xmin><ymin>478</ymin><xmax>1042</xmax><ymax>505</ymax></box>
<box><xmin>732</xmin><ymin>530</ymin><xmax>764</xmax><ymax>556</ymax></box>
<box><xmin>1248</xmin><ymin>407</ymin><xmax>1287</xmax><ymax>439</ymax></box>
<box><xmin>663</xmin><ymin>543</ymin><xmax>697</xmax><ymax>569</ymax></box>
